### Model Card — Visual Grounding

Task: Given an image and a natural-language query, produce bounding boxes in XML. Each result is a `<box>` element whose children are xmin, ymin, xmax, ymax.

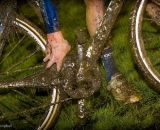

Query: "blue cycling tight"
<box><xmin>40</xmin><ymin>0</ymin><xmax>59</xmax><ymax>33</ymax></box>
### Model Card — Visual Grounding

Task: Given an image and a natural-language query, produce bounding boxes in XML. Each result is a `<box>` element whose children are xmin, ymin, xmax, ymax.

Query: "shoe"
<box><xmin>107</xmin><ymin>73</ymin><xmax>142</xmax><ymax>103</ymax></box>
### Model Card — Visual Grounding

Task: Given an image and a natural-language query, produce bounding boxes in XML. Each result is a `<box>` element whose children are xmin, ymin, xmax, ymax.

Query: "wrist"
<box><xmin>47</xmin><ymin>31</ymin><xmax>64</xmax><ymax>43</ymax></box>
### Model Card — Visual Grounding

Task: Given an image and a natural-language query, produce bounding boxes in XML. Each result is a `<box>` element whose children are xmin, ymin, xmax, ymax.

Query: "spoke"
<box><xmin>0</xmin><ymin>35</ymin><xmax>26</xmax><ymax>65</ymax></box>
<box><xmin>22</xmin><ymin>69</ymin><xmax>44</xmax><ymax>80</ymax></box>
<box><xmin>154</xmin><ymin>62</ymin><xmax>160</xmax><ymax>67</ymax></box>
<box><xmin>15</xmin><ymin>25</ymin><xmax>21</xmax><ymax>40</ymax></box>
<box><xmin>12</xmin><ymin>89</ymin><xmax>41</xmax><ymax>104</ymax></box>
<box><xmin>0</xmin><ymin>103</ymin><xmax>49</xmax><ymax>121</ymax></box>
<box><xmin>0</xmin><ymin>97</ymin><xmax>72</xmax><ymax>122</ymax></box>
<box><xmin>144</xmin><ymin>36</ymin><xmax>160</xmax><ymax>41</ymax></box>
<box><xmin>143</xmin><ymin>31</ymin><xmax>159</xmax><ymax>35</ymax></box>
<box><xmin>0</xmin><ymin>63</ymin><xmax>60</xmax><ymax>88</ymax></box>
<box><xmin>144</xmin><ymin>17</ymin><xmax>156</xmax><ymax>22</ymax></box>
<box><xmin>6</xmin><ymin>47</ymin><xmax>40</xmax><ymax>72</ymax></box>
<box><xmin>23</xmin><ymin>115</ymin><xmax>37</xmax><ymax>126</ymax></box>
<box><xmin>0</xmin><ymin>102</ymin><xmax>15</xmax><ymax>112</ymax></box>
<box><xmin>0</xmin><ymin>65</ymin><xmax>43</xmax><ymax>76</ymax></box>
<box><xmin>0</xmin><ymin>103</ymin><xmax>39</xmax><ymax>125</ymax></box>
<box><xmin>0</xmin><ymin>40</ymin><xmax>5</xmax><ymax>57</ymax></box>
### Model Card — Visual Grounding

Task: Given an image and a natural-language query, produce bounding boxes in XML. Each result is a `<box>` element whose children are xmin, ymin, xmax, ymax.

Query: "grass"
<box><xmin>54</xmin><ymin>0</ymin><xmax>160</xmax><ymax>130</ymax></box>
<box><xmin>0</xmin><ymin>0</ymin><xmax>160</xmax><ymax>129</ymax></box>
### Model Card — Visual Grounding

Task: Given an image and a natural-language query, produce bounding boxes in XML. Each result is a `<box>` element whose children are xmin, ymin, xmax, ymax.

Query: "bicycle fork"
<box><xmin>76</xmin><ymin>30</ymin><xmax>90</xmax><ymax>120</ymax></box>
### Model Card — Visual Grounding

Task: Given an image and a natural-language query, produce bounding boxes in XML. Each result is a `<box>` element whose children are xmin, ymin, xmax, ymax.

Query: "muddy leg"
<box><xmin>84</xmin><ymin>0</ymin><xmax>104</xmax><ymax>37</ymax></box>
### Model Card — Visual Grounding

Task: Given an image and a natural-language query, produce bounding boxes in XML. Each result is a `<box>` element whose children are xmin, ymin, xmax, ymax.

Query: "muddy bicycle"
<box><xmin>0</xmin><ymin>0</ymin><xmax>159</xmax><ymax>129</ymax></box>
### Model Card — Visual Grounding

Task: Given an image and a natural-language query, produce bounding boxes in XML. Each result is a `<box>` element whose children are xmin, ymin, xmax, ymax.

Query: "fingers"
<box><xmin>56</xmin><ymin>59</ymin><xmax>63</xmax><ymax>72</ymax></box>
<box><xmin>44</xmin><ymin>54</ymin><xmax>63</xmax><ymax>72</ymax></box>
<box><xmin>45</xmin><ymin>44</ymin><xmax>51</xmax><ymax>54</ymax></box>
<box><xmin>43</xmin><ymin>55</ymin><xmax>50</xmax><ymax>62</ymax></box>
<box><xmin>46</xmin><ymin>56</ymin><xmax>63</xmax><ymax>72</ymax></box>
<box><xmin>43</xmin><ymin>38</ymin><xmax>70</xmax><ymax>71</ymax></box>
<box><xmin>44</xmin><ymin>44</ymin><xmax>57</xmax><ymax>69</ymax></box>
<box><xmin>43</xmin><ymin>44</ymin><xmax>51</xmax><ymax>62</ymax></box>
<box><xmin>46</xmin><ymin>55</ymin><xmax>56</xmax><ymax>69</ymax></box>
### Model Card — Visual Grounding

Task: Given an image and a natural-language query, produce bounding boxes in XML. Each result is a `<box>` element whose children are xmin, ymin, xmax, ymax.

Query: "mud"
<box><xmin>0</xmin><ymin>0</ymin><xmax>124</xmax><ymax>99</ymax></box>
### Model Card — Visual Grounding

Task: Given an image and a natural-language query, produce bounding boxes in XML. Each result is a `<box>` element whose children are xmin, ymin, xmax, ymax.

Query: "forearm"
<box><xmin>40</xmin><ymin>0</ymin><xmax>60</xmax><ymax>33</ymax></box>
<box><xmin>40</xmin><ymin>0</ymin><xmax>71</xmax><ymax>71</ymax></box>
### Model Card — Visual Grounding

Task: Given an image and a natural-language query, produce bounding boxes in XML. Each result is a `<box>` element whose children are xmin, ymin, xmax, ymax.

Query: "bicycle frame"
<box><xmin>2</xmin><ymin>0</ymin><xmax>158</xmax><ymax>129</ymax></box>
<box><xmin>0</xmin><ymin>0</ymin><xmax>124</xmax><ymax>99</ymax></box>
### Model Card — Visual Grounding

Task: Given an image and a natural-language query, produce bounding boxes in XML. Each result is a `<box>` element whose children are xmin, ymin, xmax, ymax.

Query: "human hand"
<box><xmin>43</xmin><ymin>31</ymin><xmax>71</xmax><ymax>71</ymax></box>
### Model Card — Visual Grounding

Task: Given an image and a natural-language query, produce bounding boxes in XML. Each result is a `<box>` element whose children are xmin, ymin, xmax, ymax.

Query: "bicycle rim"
<box><xmin>0</xmin><ymin>16</ymin><xmax>60</xmax><ymax>130</ymax></box>
<box><xmin>131</xmin><ymin>0</ymin><xmax>160</xmax><ymax>92</ymax></box>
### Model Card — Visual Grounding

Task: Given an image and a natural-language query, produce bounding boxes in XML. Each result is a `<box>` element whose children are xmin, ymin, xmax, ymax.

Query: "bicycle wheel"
<box><xmin>0</xmin><ymin>15</ymin><xmax>61</xmax><ymax>130</ymax></box>
<box><xmin>131</xmin><ymin>0</ymin><xmax>160</xmax><ymax>92</ymax></box>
